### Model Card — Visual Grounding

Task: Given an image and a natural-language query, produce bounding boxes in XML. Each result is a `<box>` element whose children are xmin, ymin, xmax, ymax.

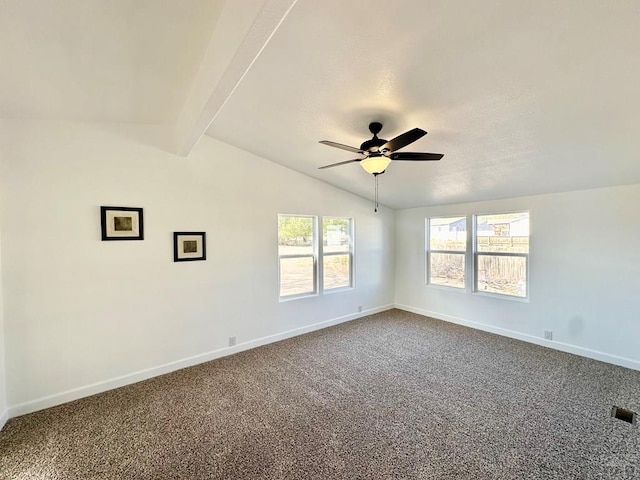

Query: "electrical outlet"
<box><xmin>543</xmin><ymin>330</ymin><xmax>553</xmax><ymax>341</ymax></box>
<box><xmin>358</xmin><ymin>305</ymin><xmax>363</xmax><ymax>312</ymax></box>
<box><xmin>228</xmin><ymin>336</ymin><xmax>236</xmax><ymax>347</ymax></box>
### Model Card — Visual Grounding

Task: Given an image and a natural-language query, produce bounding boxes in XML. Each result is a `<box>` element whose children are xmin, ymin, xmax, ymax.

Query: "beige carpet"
<box><xmin>1</xmin><ymin>309</ymin><xmax>639</xmax><ymax>479</ymax></box>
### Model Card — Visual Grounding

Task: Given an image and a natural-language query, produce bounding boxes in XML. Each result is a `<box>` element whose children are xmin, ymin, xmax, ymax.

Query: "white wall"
<box><xmin>0</xmin><ymin>231</ymin><xmax>7</xmax><ymax>429</ymax></box>
<box><xmin>395</xmin><ymin>184</ymin><xmax>640</xmax><ymax>369</ymax></box>
<box><xmin>0</xmin><ymin>120</ymin><xmax>395</xmax><ymax>415</ymax></box>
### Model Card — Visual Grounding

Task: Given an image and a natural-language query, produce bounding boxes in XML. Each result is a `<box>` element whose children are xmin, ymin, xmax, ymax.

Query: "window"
<box><xmin>322</xmin><ymin>217</ymin><xmax>353</xmax><ymax>290</ymax></box>
<box><xmin>427</xmin><ymin>216</ymin><xmax>467</xmax><ymax>289</ymax></box>
<box><xmin>474</xmin><ymin>212</ymin><xmax>529</xmax><ymax>298</ymax></box>
<box><xmin>278</xmin><ymin>215</ymin><xmax>354</xmax><ymax>299</ymax></box>
<box><xmin>278</xmin><ymin>215</ymin><xmax>317</xmax><ymax>298</ymax></box>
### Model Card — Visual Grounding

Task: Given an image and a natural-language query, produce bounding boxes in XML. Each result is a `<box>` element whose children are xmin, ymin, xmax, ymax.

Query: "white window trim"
<box><xmin>278</xmin><ymin>214</ymin><xmax>318</xmax><ymax>301</ymax></box>
<box><xmin>472</xmin><ymin>210</ymin><xmax>530</xmax><ymax>301</ymax></box>
<box><xmin>424</xmin><ymin>211</ymin><xmax>530</xmax><ymax>301</ymax></box>
<box><xmin>425</xmin><ymin>216</ymin><xmax>467</xmax><ymax>291</ymax></box>
<box><xmin>321</xmin><ymin>216</ymin><xmax>355</xmax><ymax>293</ymax></box>
<box><xmin>278</xmin><ymin>215</ymin><xmax>355</xmax><ymax>301</ymax></box>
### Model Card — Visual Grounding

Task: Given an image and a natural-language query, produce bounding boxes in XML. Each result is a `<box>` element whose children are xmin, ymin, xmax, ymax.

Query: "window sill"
<box><xmin>279</xmin><ymin>292</ymin><xmax>319</xmax><ymax>303</ymax></box>
<box><xmin>425</xmin><ymin>283</ymin><xmax>466</xmax><ymax>293</ymax></box>
<box><xmin>473</xmin><ymin>290</ymin><xmax>529</xmax><ymax>303</ymax></box>
<box><xmin>323</xmin><ymin>285</ymin><xmax>354</xmax><ymax>295</ymax></box>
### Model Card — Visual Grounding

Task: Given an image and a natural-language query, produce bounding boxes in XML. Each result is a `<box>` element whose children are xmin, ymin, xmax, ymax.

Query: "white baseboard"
<box><xmin>395</xmin><ymin>304</ymin><xmax>640</xmax><ymax>371</ymax></box>
<box><xmin>7</xmin><ymin>304</ymin><xmax>394</xmax><ymax>420</ymax></box>
<box><xmin>0</xmin><ymin>408</ymin><xmax>8</xmax><ymax>431</ymax></box>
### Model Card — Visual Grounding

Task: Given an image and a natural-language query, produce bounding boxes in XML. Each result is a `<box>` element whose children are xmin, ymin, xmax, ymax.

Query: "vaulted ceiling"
<box><xmin>3</xmin><ymin>0</ymin><xmax>640</xmax><ymax>209</ymax></box>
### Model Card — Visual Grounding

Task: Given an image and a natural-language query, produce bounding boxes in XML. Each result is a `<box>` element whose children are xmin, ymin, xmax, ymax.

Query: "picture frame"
<box><xmin>174</xmin><ymin>232</ymin><xmax>206</xmax><ymax>262</ymax></box>
<box><xmin>100</xmin><ymin>206</ymin><xmax>144</xmax><ymax>241</ymax></box>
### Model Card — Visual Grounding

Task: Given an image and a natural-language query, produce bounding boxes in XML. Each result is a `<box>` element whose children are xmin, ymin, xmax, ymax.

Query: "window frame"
<box><xmin>321</xmin><ymin>216</ymin><xmax>355</xmax><ymax>293</ymax></box>
<box><xmin>425</xmin><ymin>216</ymin><xmax>467</xmax><ymax>291</ymax></box>
<box><xmin>473</xmin><ymin>210</ymin><xmax>530</xmax><ymax>300</ymax></box>
<box><xmin>278</xmin><ymin>214</ymin><xmax>318</xmax><ymax>301</ymax></box>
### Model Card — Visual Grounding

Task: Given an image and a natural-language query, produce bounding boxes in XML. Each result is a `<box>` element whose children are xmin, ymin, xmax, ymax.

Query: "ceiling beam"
<box><xmin>175</xmin><ymin>0</ymin><xmax>297</xmax><ymax>157</ymax></box>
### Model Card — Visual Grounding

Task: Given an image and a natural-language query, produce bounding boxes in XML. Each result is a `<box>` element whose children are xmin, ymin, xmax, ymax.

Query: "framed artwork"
<box><xmin>101</xmin><ymin>206</ymin><xmax>144</xmax><ymax>241</ymax></box>
<box><xmin>174</xmin><ymin>232</ymin><xmax>206</xmax><ymax>262</ymax></box>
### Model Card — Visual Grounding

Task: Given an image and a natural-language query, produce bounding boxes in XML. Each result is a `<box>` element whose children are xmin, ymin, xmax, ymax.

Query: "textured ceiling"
<box><xmin>2</xmin><ymin>1</ymin><xmax>640</xmax><ymax>209</ymax></box>
<box><xmin>0</xmin><ymin>0</ymin><xmax>225</xmax><ymax>123</ymax></box>
<box><xmin>206</xmin><ymin>0</ymin><xmax>640</xmax><ymax>208</ymax></box>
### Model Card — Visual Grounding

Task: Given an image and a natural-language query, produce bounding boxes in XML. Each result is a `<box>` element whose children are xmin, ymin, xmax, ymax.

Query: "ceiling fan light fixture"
<box><xmin>360</xmin><ymin>156</ymin><xmax>391</xmax><ymax>175</ymax></box>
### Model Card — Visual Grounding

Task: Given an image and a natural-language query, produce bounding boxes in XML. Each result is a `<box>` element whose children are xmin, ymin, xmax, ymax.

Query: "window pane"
<box><xmin>323</xmin><ymin>254</ymin><xmax>351</xmax><ymax>290</ymax></box>
<box><xmin>323</xmin><ymin>218</ymin><xmax>351</xmax><ymax>253</ymax></box>
<box><xmin>477</xmin><ymin>255</ymin><xmax>527</xmax><ymax>297</ymax></box>
<box><xmin>278</xmin><ymin>216</ymin><xmax>314</xmax><ymax>256</ymax></box>
<box><xmin>280</xmin><ymin>256</ymin><xmax>315</xmax><ymax>297</ymax></box>
<box><xmin>476</xmin><ymin>212</ymin><xmax>529</xmax><ymax>253</ymax></box>
<box><xmin>429</xmin><ymin>253</ymin><xmax>465</xmax><ymax>288</ymax></box>
<box><xmin>429</xmin><ymin>217</ymin><xmax>466</xmax><ymax>251</ymax></box>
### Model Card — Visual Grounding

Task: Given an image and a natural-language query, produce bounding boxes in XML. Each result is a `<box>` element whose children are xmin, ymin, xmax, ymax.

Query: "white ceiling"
<box><xmin>3</xmin><ymin>1</ymin><xmax>640</xmax><ymax>209</ymax></box>
<box><xmin>0</xmin><ymin>0</ymin><xmax>226</xmax><ymax>124</ymax></box>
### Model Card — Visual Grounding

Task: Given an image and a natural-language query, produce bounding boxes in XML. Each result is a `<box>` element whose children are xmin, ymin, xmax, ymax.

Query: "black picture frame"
<box><xmin>100</xmin><ymin>206</ymin><xmax>144</xmax><ymax>241</ymax></box>
<box><xmin>173</xmin><ymin>232</ymin><xmax>206</xmax><ymax>262</ymax></box>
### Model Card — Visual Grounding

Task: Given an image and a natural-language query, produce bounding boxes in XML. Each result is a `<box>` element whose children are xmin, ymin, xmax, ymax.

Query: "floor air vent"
<box><xmin>611</xmin><ymin>406</ymin><xmax>637</xmax><ymax>425</ymax></box>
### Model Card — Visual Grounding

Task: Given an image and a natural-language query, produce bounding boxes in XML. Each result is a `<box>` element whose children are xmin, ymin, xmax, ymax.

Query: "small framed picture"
<box><xmin>174</xmin><ymin>232</ymin><xmax>206</xmax><ymax>262</ymax></box>
<box><xmin>100</xmin><ymin>206</ymin><xmax>144</xmax><ymax>241</ymax></box>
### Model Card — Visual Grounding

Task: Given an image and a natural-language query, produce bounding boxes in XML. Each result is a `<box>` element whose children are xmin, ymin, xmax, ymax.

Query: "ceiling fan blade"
<box><xmin>380</xmin><ymin>128</ymin><xmax>427</xmax><ymax>152</ymax></box>
<box><xmin>318</xmin><ymin>159</ymin><xmax>362</xmax><ymax>169</ymax></box>
<box><xmin>389</xmin><ymin>152</ymin><xmax>444</xmax><ymax>161</ymax></box>
<box><xmin>319</xmin><ymin>140</ymin><xmax>363</xmax><ymax>154</ymax></box>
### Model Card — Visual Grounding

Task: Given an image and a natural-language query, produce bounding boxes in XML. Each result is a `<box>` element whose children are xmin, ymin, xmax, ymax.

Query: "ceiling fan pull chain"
<box><xmin>374</xmin><ymin>173</ymin><xmax>379</xmax><ymax>212</ymax></box>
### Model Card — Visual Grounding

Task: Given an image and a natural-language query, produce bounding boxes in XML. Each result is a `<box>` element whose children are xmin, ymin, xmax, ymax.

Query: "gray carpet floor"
<box><xmin>1</xmin><ymin>309</ymin><xmax>639</xmax><ymax>479</ymax></box>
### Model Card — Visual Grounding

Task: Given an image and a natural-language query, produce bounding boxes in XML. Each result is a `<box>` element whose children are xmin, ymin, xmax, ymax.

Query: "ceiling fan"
<box><xmin>318</xmin><ymin>122</ymin><xmax>443</xmax><ymax>211</ymax></box>
<box><xmin>318</xmin><ymin>122</ymin><xmax>443</xmax><ymax>175</ymax></box>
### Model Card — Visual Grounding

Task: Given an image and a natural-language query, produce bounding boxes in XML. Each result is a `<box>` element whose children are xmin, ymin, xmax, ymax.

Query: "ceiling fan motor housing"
<box><xmin>360</xmin><ymin>138</ymin><xmax>387</xmax><ymax>152</ymax></box>
<box><xmin>360</xmin><ymin>122</ymin><xmax>387</xmax><ymax>152</ymax></box>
